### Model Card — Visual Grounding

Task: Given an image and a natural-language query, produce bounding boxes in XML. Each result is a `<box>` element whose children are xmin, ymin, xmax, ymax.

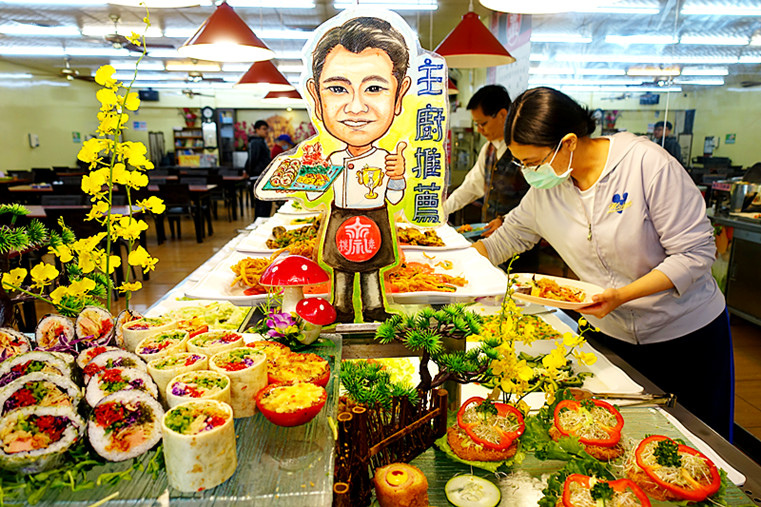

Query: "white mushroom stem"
<box><xmin>281</xmin><ymin>286</ymin><xmax>305</xmax><ymax>315</ymax></box>
<box><xmin>300</xmin><ymin>323</ymin><xmax>321</xmax><ymax>345</ymax></box>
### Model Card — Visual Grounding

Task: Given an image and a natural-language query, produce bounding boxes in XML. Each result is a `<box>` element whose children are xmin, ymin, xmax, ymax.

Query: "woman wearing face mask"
<box><xmin>474</xmin><ymin>87</ymin><xmax>733</xmax><ymax>440</ymax></box>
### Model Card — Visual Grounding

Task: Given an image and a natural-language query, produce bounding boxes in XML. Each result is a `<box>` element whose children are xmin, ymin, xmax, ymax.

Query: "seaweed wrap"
<box><xmin>162</xmin><ymin>400</ymin><xmax>236</xmax><ymax>492</ymax></box>
<box><xmin>82</xmin><ymin>350</ymin><xmax>147</xmax><ymax>384</ymax></box>
<box><xmin>209</xmin><ymin>348</ymin><xmax>266</xmax><ymax>418</ymax></box>
<box><xmin>0</xmin><ymin>351</ymin><xmax>72</xmax><ymax>387</ymax></box>
<box><xmin>0</xmin><ymin>372</ymin><xmax>82</xmax><ymax>415</ymax></box>
<box><xmin>146</xmin><ymin>353</ymin><xmax>208</xmax><ymax>406</ymax></box>
<box><xmin>76</xmin><ymin>345</ymin><xmax>121</xmax><ymax>370</ymax></box>
<box><xmin>35</xmin><ymin>314</ymin><xmax>75</xmax><ymax>351</ymax></box>
<box><xmin>135</xmin><ymin>330</ymin><xmax>189</xmax><ymax>363</ymax></box>
<box><xmin>114</xmin><ymin>309</ymin><xmax>142</xmax><ymax>349</ymax></box>
<box><xmin>0</xmin><ymin>328</ymin><xmax>31</xmax><ymax>362</ymax></box>
<box><xmin>166</xmin><ymin>370</ymin><xmax>231</xmax><ymax>409</ymax></box>
<box><xmin>0</xmin><ymin>405</ymin><xmax>85</xmax><ymax>474</ymax></box>
<box><xmin>75</xmin><ymin>306</ymin><xmax>114</xmax><ymax>347</ymax></box>
<box><xmin>89</xmin><ymin>390</ymin><xmax>164</xmax><ymax>461</ymax></box>
<box><xmin>187</xmin><ymin>330</ymin><xmax>244</xmax><ymax>357</ymax></box>
<box><xmin>121</xmin><ymin>317</ymin><xmax>177</xmax><ymax>353</ymax></box>
<box><xmin>85</xmin><ymin>367</ymin><xmax>158</xmax><ymax>406</ymax></box>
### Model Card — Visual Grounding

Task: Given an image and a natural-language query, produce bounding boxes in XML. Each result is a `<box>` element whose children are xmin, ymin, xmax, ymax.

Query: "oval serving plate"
<box><xmin>509</xmin><ymin>273</ymin><xmax>602</xmax><ymax>310</ymax></box>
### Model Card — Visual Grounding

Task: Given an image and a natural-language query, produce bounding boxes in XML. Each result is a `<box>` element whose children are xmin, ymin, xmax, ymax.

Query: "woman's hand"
<box><xmin>579</xmin><ymin>270</ymin><xmax>673</xmax><ymax>319</ymax></box>
<box><xmin>481</xmin><ymin>216</ymin><xmax>504</xmax><ymax>238</ymax></box>
<box><xmin>578</xmin><ymin>288</ymin><xmax>624</xmax><ymax>318</ymax></box>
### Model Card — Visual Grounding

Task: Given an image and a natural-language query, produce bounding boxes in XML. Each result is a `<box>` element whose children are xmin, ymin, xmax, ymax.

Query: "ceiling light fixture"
<box><xmin>1</xmin><ymin>0</ymin><xmax>103</xmax><ymax>4</ymax></box>
<box><xmin>165</xmin><ymin>61</ymin><xmax>221</xmax><ymax>72</ymax></box>
<box><xmin>435</xmin><ymin>4</ymin><xmax>515</xmax><ymax>68</ymax></box>
<box><xmin>479</xmin><ymin>0</ymin><xmax>622</xmax><ymax>14</ymax></box>
<box><xmin>334</xmin><ymin>0</ymin><xmax>437</xmax><ymax>10</ymax></box>
<box><xmin>108</xmin><ymin>0</ymin><xmax>206</xmax><ymax>7</ymax></box>
<box><xmin>178</xmin><ymin>2</ymin><xmax>274</xmax><ymax>63</ymax></box>
<box><xmin>605</xmin><ymin>34</ymin><xmax>678</xmax><ymax>45</ymax></box>
<box><xmin>0</xmin><ymin>72</ymin><xmax>34</xmax><ymax>79</ymax></box>
<box><xmin>0</xmin><ymin>23</ymin><xmax>81</xmax><ymax>36</ymax></box>
<box><xmin>447</xmin><ymin>78</ymin><xmax>459</xmax><ymax>94</ymax></box>
<box><xmin>529</xmin><ymin>66</ymin><xmax>627</xmax><ymax>75</ymax></box>
<box><xmin>264</xmin><ymin>89</ymin><xmax>303</xmax><ymax>100</ymax></box>
<box><xmin>681</xmin><ymin>3</ymin><xmax>761</xmax><ymax>16</ymax></box>
<box><xmin>578</xmin><ymin>1</ymin><xmax>660</xmax><ymax>14</ymax></box>
<box><xmin>558</xmin><ymin>84</ymin><xmax>683</xmax><ymax>93</ymax></box>
<box><xmin>234</xmin><ymin>59</ymin><xmax>294</xmax><ymax>91</ymax></box>
<box><xmin>165</xmin><ymin>27</ymin><xmax>311</xmax><ymax>40</ymax></box>
<box><xmin>739</xmin><ymin>55</ymin><xmax>761</xmax><ymax>63</ymax></box>
<box><xmin>0</xmin><ymin>46</ymin><xmax>133</xmax><ymax>57</ymax></box>
<box><xmin>673</xmin><ymin>77</ymin><xmax>725</xmax><ymax>85</ymax></box>
<box><xmin>529</xmin><ymin>77</ymin><xmax>647</xmax><ymax>86</ymax></box>
<box><xmin>679</xmin><ymin>34</ymin><xmax>749</xmax><ymax>46</ymax></box>
<box><xmin>81</xmin><ymin>24</ymin><xmax>163</xmax><ymax>38</ymax></box>
<box><xmin>110</xmin><ymin>60</ymin><xmax>166</xmax><ymax>71</ymax></box>
<box><xmin>530</xmin><ymin>33</ymin><xmax>592</xmax><ymax>44</ymax></box>
<box><xmin>229</xmin><ymin>0</ymin><xmax>314</xmax><ymax>6</ymax></box>
<box><xmin>551</xmin><ymin>53</ymin><xmax>739</xmax><ymax>65</ymax></box>
<box><xmin>680</xmin><ymin>66</ymin><xmax>729</xmax><ymax>76</ymax></box>
<box><xmin>626</xmin><ymin>65</ymin><xmax>681</xmax><ymax>76</ymax></box>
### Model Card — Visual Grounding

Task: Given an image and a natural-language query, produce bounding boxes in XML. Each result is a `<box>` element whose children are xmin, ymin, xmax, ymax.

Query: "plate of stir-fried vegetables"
<box><xmin>510</xmin><ymin>273</ymin><xmax>602</xmax><ymax>310</ymax></box>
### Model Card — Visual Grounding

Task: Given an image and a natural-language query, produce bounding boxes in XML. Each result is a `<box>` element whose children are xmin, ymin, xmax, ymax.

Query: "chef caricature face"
<box><xmin>307</xmin><ymin>18</ymin><xmax>412</xmax><ymax>155</ymax></box>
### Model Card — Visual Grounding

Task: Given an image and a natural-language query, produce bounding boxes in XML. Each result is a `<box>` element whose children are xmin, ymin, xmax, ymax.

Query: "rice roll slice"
<box><xmin>167</xmin><ymin>370</ymin><xmax>231</xmax><ymax>408</ymax></box>
<box><xmin>146</xmin><ymin>353</ymin><xmax>208</xmax><ymax>406</ymax></box>
<box><xmin>85</xmin><ymin>367</ymin><xmax>158</xmax><ymax>406</ymax></box>
<box><xmin>163</xmin><ymin>400</ymin><xmax>236</xmax><ymax>492</ymax></box>
<box><xmin>75</xmin><ymin>306</ymin><xmax>115</xmax><ymax>347</ymax></box>
<box><xmin>114</xmin><ymin>309</ymin><xmax>142</xmax><ymax>349</ymax></box>
<box><xmin>0</xmin><ymin>372</ymin><xmax>81</xmax><ymax>415</ymax></box>
<box><xmin>0</xmin><ymin>351</ymin><xmax>71</xmax><ymax>388</ymax></box>
<box><xmin>35</xmin><ymin>315</ymin><xmax>75</xmax><ymax>351</ymax></box>
<box><xmin>89</xmin><ymin>390</ymin><xmax>164</xmax><ymax>461</ymax></box>
<box><xmin>121</xmin><ymin>318</ymin><xmax>178</xmax><ymax>353</ymax></box>
<box><xmin>76</xmin><ymin>345</ymin><xmax>121</xmax><ymax>370</ymax></box>
<box><xmin>209</xmin><ymin>348</ymin><xmax>266</xmax><ymax>418</ymax></box>
<box><xmin>82</xmin><ymin>350</ymin><xmax>147</xmax><ymax>385</ymax></box>
<box><xmin>0</xmin><ymin>328</ymin><xmax>31</xmax><ymax>362</ymax></box>
<box><xmin>187</xmin><ymin>330</ymin><xmax>244</xmax><ymax>357</ymax></box>
<box><xmin>0</xmin><ymin>405</ymin><xmax>85</xmax><ymax>474</ymax></box>
<box><xmin>135</xmin><ymin>330</ymin><xmax>189</xmax><ymax>363</ymax></box>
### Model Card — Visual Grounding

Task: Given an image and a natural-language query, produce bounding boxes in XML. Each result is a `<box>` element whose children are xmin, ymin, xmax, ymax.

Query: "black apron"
<box><xmin>483</xmin><ymin>149</ymin><xmax>529</xmax><ymax>221</ymax></box>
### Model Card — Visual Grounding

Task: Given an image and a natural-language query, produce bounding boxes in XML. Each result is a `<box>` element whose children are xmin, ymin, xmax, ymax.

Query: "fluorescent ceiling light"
<box><xmin>552</xmin><ymin>53</ymin><xmax>739</xmax><ymax>65</ymax></box>
<box><xmin>334</xmin><ymin>0</ymin><xmax>437</xmax><ymax>10</ymax></box>
<box><xmin>479</xmin><ymin>0</ymin><xmax>627</xmax><ymax>14</ymax></box>
<box><xmin>164</xmin><ymin>27</ymin><xmax>311</xmax><ymax>40</ymax></box>
<box><xmin>680</xmin><ymin>66</ymin><xmax>728</xmax><ymax>76</ymax></box>
<box><xmin>529</xmin><ymin>67</ymin><xmax>626</xmax><ymax>75</ymax></box>
<box><xmin>605</xmin><ymin>34</ymin><xmax>677</xmax><ymax>45</ymax></box>
<box><xmin>1</xmin><ymin>0</ymin><xmax>103</xmax><ymax>4</ymax></box>
<box><xmin>558</xmin><ymin>85</ymin><xmax>682</xmax><ymax>93</ymax></box>
<box><xmin>108</xmin><ymin>0</ymin><xmax>208</xmax><ymax>7</ymax></box>
<box><xmin>681</xmin><ymin>3</ymin><xmax>761</xmax><ymax>16</ymax></box>
<box><xmin>581</xmin><ymin>4</ymin><xmax>660</xmax><ymax>13</ymax></box>
<box><xmin>228</xmin><ymin>0</ymin><xmax>314</xmax><ymax>6</ymax></box>
<box><xmin>165</xmin><ymin>61</ymin><xmax>221</xmax><ymax>72</ymax></box>
<box><xmin>530</xmin><ymin>77</ymin><xmax>646</xmax><ymax>86</ymax></box>
<box><xmin>739</xmin><ymin>55</ymin><xmax>761</xmax><ymax>63</ymax></box>
<box><xmin>529</xmin><ymin>54</ymin><xmax>550</xmax><ymax>62</ymax></box>
<box><xmin>673</xmin><ymin>77</ymin><xmax>725</xmax><ymax>85</ymax></box>
<box><xmin>0</xmin><ymin>24</ymin><xmax>81</xmax><ymax>36</ymax></box>
<box><xmin>110</xmin><ymin>60</ymin><xmax>166</xmax><ymax>71</ymax></box>
<box><xmin>0</xmin><ymin>72</ymin><xmax>34</xmax><ymax>79</ymax></box>
<box><xmin>0</xmin><ymin>46</ymin><xmax>130</xmax><ymax>57</ymax></box>
<box><xmin>82</xmin><ymin>25</ymin><xmax>163</xmax><ymax>38</ymax></box>
<box><xmin>277</xmin><ymin>64</ymin><xmax>305</xmax><ymax>74</ymax></box>
<box><xmin>627</xmin><ymin>65</ymin><xmax>680</xmax><ymax>76</ymax></box>
<box><xmin>680</xmin><ymin>34</ymin><xmax>749</xmax><ymax>46</ymax></box>
<box><xmin>142</xmin><ymin>49</ymin><xmax>180</xmax><ymax>58</ymax></box>
<box><xmin>113</xmin><ymin>72</ymin><xmax>184</xmax><ymax>81</ymax></box>
<box><xmin>530</xmin><ymin>33</ymin><xmax>592</xmax><ymax>44</ymax></box>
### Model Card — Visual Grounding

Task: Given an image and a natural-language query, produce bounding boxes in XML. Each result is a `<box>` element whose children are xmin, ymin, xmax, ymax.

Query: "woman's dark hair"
<box><xmin>504</xmin><ymin>87</ymin><xmax>597</xmax><ymax>147</ymax></box>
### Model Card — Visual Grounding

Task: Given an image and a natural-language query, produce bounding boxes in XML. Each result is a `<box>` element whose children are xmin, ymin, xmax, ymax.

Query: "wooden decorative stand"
<box><xmin>333</xmin><ymin>388</ymin><xmax>448</xmax><ymax>506</ymax></box>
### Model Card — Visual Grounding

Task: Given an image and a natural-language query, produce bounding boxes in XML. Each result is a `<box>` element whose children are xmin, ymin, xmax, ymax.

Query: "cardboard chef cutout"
<box><xmin>255</xmin><ymin>9</ymin><xmax>448</xmax><ymax>323</ymax></box>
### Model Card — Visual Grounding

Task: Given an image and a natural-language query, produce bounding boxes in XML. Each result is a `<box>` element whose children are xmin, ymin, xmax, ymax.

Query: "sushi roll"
<box><xmin>135</xmin><ymin>330</ymin><xmax>189</xmax><ymax>363</ymax></box>
<box><xmin>76</xmin><ymin>345</ymin><xmax>121</xmax><ymax>370</ymax></box>
<box><xmin>146</xmin><ymin>352</ymin><xmax>208</xmax><ymax>406</ymax></box>
<box><xmin>121</xmin><ymin>317</ymin><xmax>178</xmax><ymax>353</ymax></box>
<box><xmin>0</xmin><ymin>372</ymin><xmax>82</xmax><ymax>415</ymax></box>
<box><xmin>209</xmin><ymin>348</ymin><xmax>266</xmax><ymax>418</ymax></box>
<box><xmin>75</xmin><ymin>306</ymin><xmax>115</xmax><ymax>347</ymax></box>
<box><xmin>186</xmin><ymin>330</ymin><xmax>244</xmax><ymax>357</ymax></box>
<box><xmin>35</xmin><ymin>315</ymin><xmax>75</xmax><ymax>351</ymax></box>
<box><xmin>162</xmin><ymin>400</ymin><xmax>236</xmax><ymax>492</ymax></box>
<box><xmin>114</xmin><ymin>309</ymin><xmax>142</xmax><ymax>349</ymax></box>
<box><xmin>0</xmin><ymin>351</ymin><xmax>72</xmax><ymax>387</ymax></box>
<box><xmin>0</xmin><ymin>404</ymin><xmax>85</xmax><ymax>474</ymax></box>
<box><xmin>166</xmin><ymin>370</ymin><xmax>231</xmax><ymax>409</ymax></box>
<box><xmin>88</xmin><ymin>390</ymin><xmax>164</xmax><ymax>461</ymax></box>
<box><xmin>81</xmin><ymin>350</ymin><xmax>147</xmax><ymax>385</ymax></box>
<box><xmin>85</xmin><ymin>367</ymin><xmax>158</xmax><ymax>406</ymax></box>
<box><xmin>0</xmin><ymin>328</ymin><xmax>31</xmax><ymax>362</ymax></box>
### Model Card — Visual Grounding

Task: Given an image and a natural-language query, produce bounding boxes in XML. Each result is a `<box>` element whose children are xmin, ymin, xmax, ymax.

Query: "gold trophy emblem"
<box><xmin>356</xmin><ymin>165</ymin><xmax>384</xmax><ymax>199</ymax></box>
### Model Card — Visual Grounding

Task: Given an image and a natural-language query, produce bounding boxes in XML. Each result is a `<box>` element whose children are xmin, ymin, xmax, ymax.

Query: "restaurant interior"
<box><xmin>1</xmin><ymin>0</ymin><xmax>761</xmax><ymax>501</ymax></box>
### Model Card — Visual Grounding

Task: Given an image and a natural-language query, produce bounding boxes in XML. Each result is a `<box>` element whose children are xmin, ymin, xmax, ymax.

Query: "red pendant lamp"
<box><xmin>447</xmin><ymin>78</ymin><xmax>459</xmax><ymax>94</ymax></box>
<box><xmin>435</xmin><ymin>4</ymin><xmax>515</xmax><ymax>68</ymax></box>
<box><xmin>178</xmin><ymin>2</ymin><xmax>274</xmax><ymax>63</ymax></box>
<box><xmin>264</xmin><ymin>89</ymin><xmax>303</xmax><ymax>100</ymax></box>
<box><xmin>234</xmin><ymin>60</ymin><xmax>295</xmax><ymax>91</ymax></box>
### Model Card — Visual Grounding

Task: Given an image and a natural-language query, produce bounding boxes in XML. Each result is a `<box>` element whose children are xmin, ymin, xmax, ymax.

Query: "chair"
<box><xmin>179</xmin><ymin>177</ymin><xmax>208</xmax><ymax>186</ymax></box>
<box><xmin>59</xmin><ymin>176</ymin><xmax>82</xmax><ymax>185</ymax></box>
<box><xmin>32</xmin><ymin>168</ymin><xmax>56</xmax><ymax>184</ymax></box>
<box><xmin>52</xmin><ymin>183</ymin><xmax>83</xmax><ymax>196</ymax></box>
<box><xmin>8</xmin><ymin>170</ymin><xmax>32</xmax><ymax>180</ymax></box>
<box><xmin>41</xmin><ymin>195</ymin><xmax>83</xmax><ymax>206</ymax></box>
<box><xmin>158</xmin><ymin>183</ymin><xmax>206</xmax><ymax>243</ymax></box>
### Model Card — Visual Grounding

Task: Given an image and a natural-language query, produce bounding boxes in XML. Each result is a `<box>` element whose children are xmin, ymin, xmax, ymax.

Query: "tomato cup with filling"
<box><xmin>256</xmin><ymin>383</ymin><xmax>327</xmax><ymax>427</ymax></box>
<box><xmin>551</xmin><ymin>399</ymin><xmax>625</xmax><ymax>460</ymax></box>
<box><xmin>456</xmin><ymin>397</ymin><xmax>525</xmax><ymax>451</ymax></box>
<box><xmin>559</xmin><ymin>474</ymin><xmax>651</xmax><ymax>507</ymax></box>
<box><xmin>268</xmin><ymin>352</ymin><xmax>330</xmax><ymax>387</ymax></box>
<box><xmin>629</xmin><ymin>435</ymin><xmax>721</xmax><ymax>503</ymax></box>
<box><xmin>247</xmin><ymin>341</ymin><xmax>291</xmax><ymax>369</ymax></box>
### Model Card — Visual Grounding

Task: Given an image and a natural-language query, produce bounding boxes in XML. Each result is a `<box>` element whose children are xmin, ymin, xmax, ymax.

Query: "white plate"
<box><xmin>396</xmin><ymin>224</ymin><xmax>471</xmax><ymax>251</ymax></box>
<box><xmin>237</xmin><ymin>215</ymin><xmax>320</xmax><ymax>254</ymax></box>
<box><xmin>276</xmin><ymin>200</ymin><xmax>323</xmax><ymax>215</ymax></box>
<box><xmin>509</xmin><ymin>273</ymin><xmax>602</xmax><ymax>310</ymax></box>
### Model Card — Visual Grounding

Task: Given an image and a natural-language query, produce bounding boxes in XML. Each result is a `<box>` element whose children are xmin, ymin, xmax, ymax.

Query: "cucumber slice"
<box><xmin>445</xmin><ymin>474</ymin><xmax>501</xmax><ymax>507</ymax></box>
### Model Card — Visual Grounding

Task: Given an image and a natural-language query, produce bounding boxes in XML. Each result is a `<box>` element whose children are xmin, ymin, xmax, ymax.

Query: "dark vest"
<box><xmin>482</xmin><ymin>149</ymin><xmax>529</xmax><ymax>221</ymax></box>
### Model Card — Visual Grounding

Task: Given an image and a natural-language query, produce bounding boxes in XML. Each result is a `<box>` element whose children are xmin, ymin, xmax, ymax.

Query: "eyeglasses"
<box><xmin>512</xmin><ymin>140</ymin><xmax>563</xmax><ymax>171</ymax></box>
<box><xmin>473</xmin><ymin>115</ymin><xmax>495</xmax><ymax>129</ymax></box>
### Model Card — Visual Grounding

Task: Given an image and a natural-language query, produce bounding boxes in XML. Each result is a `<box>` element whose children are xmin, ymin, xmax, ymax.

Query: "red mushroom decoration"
<box><xmin>259</xmin><ymin>255</ymin><xmax>330</xmax><ymax>315</ymax></box>
<box><xmin>295</xmin><ymin>297</ymin><xmax>337</xmax><ymax>344</ymax></box>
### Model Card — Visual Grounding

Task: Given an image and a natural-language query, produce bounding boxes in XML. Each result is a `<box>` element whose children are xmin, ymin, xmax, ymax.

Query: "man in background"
<box><xmin>443</xmin><ymin>85</ymin><xmax>528</xmax><ymax>238</ymax></box>
<box><xmin>653</xmin><ymin>120</ymin><xmax>683</xmax><ymax>165</ymax></box>
<box><xmin>246</xmin><ymin>120</ymin><xmax>272</xmax><ymax>218</ymax></box>
<box><xmin>270</xmin><ymin>134</ymin><xmax>294</xmax><ymax>158</ymax></box>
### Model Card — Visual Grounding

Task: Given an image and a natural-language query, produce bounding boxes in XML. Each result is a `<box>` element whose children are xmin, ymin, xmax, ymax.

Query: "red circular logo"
<box><xmin>335</xmin><ymin>215</ymin><xmax>381</xmax><ymax>262</ymax></box>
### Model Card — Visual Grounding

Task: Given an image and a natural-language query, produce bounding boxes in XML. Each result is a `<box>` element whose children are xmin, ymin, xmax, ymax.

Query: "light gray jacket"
<box><xmin>482</xmin><ymin>132</ymin><xmax>725</xmax><ymax>344</ymax></box>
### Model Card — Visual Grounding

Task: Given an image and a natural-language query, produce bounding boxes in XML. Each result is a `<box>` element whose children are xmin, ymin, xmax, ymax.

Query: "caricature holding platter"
<box><xmin>255</xmin><ymin>9</ymin><xmax>448</xmax><ymax>323</ymax></box>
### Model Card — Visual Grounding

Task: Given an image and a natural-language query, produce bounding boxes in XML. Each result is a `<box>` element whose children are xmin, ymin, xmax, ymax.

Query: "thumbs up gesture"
<box><xmin>384</xmin><ymin>141</ymin><xmax>407</xmax><ymax>180</ymax></box>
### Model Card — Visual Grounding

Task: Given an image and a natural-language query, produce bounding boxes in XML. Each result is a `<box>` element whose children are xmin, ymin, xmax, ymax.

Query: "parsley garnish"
<box><xmin>590</xmin><ymin>481</ymin><xmax>614</xmax><ymax>501</ymax></box>
<box><xmin>654</xmin><ymin>439</ymin><xmax>682</xmax><ymax>467</ymax></box>
<box><xmin>475</xmin><ymin>399</ymin><xmax>498</xmax><ymax>420</ymax></box>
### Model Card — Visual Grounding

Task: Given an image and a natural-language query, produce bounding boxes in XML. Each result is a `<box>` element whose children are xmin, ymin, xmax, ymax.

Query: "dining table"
<box><xmin>148</xmin><ymin>183</ymin><xmax>216</xmax><ymax>243</ymax></box>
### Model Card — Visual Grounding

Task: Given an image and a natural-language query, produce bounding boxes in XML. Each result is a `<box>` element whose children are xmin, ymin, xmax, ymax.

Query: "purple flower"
<box><xmin>266</xmin><ymin>311</ymin><xmax>297</xmax><ymax>339</ymax></box>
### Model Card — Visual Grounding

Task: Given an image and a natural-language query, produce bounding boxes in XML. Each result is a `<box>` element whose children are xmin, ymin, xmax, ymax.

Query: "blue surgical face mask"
<box><xmin>519</xmin><ymin>142</ymin><xmax>573</xmax><ymax>190</ymax></box>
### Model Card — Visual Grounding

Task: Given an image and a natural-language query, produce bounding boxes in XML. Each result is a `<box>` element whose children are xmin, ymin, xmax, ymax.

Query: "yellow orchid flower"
<box><xmin>48</xmin><ymin>244</ymin><xmax>74</xmax><ymax>263</ymax></box>
<box><xmin>122</xmin><ymin>92</ymin><xmax>140</xmax><ymax>111</ymax></box>
<box><xmin>93</xmin><ymin>252</ymin><xmax>122</xmax><ymax>275</ymax></box>
<box><xmin>515</xmin><ymin>359</ymin><xmax>534</xmax><ymax>381</ymax></box>
<box><xmin>49</xmin><ymin>286</ymin><xmax>70</xmax><ymax>305</ymax></box>
<box><xmin>81</xmin><ymin>171</ymin><xmax>107</xmax><ymax>197</ymax></box>
<box><xmin>127</xmin><ymin>32</ymin><xmax>142</xmax><ymax>46</ymax></box>
<box><xmin>78</xmin><ymin>252</ymin><xmax>96</xmax><ymax>274</ymax></box>
<box><xmin>86</xmin><ymin>201</ymin><xmax>110</xmax><ymax>222</ymax></box>
<box><xmin>30</xmin><ymin>263</ymin><xmax>59</xmax><ymax>289</ymax></box>
<box><xmin>562</xmin><ymin>332</ymin><xmax>585</xmax><ymax>348</ymax></box>
<box><xmin>115</xmin><ymin>216</ymin><xmax>148</xmax><ymax>241</ymax></box>
<box><xmin>97</xmin><ymin>111</ymin><xmax>129</xmax><ymax>135</ymax></box>
<box><xmin>126</xmin><ymin>171</ymin><xmax>149</xmax><ymax>189</ymax></box>
<box><xmin>94</xmin><ymin>65</ymin><xmax>118</xmax><ymax>88</ymax></box>
<box><xmin>129</xmin><ymin>245</ymin><xmax>158</xmax><ymax>273</ymax></box>
<box><xmin>542</xmin><ymin>346</ymin><xmax>567</xmax><ymax>371</ymax></box>
<box><xmin>96</xmin><ymin>88</ymin><xmax>118</xmax><ymax>110</ymax></box>
<box><xmin>117</xmin><ymin>281</ymin><xmax>143</xmax><ymax>293</ymax></box>
<box><xmin>136</xmin><ymin>196</ymin><xmax>165</xmax><ymax>214</ymax></box>
<box><xmin>72</xmin><ymin>233</ymin><xmax>106</xmax><ymax>254</ymax></box>
<box><xmin>68</xmin><ymin>278</ymin><xmax>96</xmax><ymax>296</ymax></box>
<box><xmin>573</xmin><ymin>350</ymin><xmax>598</xmax><ymax>366</ymax></box>
<box><xmin>111</xmin><ymin>163</ymin><xmax>129</xmax><ymax>185</ymax></box>
<box><xmin>1</xmin><ymin>268</ymin><xmax>27</xmax><ymax>290</ymax></box>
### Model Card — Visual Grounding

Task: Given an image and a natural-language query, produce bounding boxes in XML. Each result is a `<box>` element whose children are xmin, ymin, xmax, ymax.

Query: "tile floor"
<box><xmin>28</xmin><ymin>205</ymin><xmax>761</xmax><ymax>462</ymax></box>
